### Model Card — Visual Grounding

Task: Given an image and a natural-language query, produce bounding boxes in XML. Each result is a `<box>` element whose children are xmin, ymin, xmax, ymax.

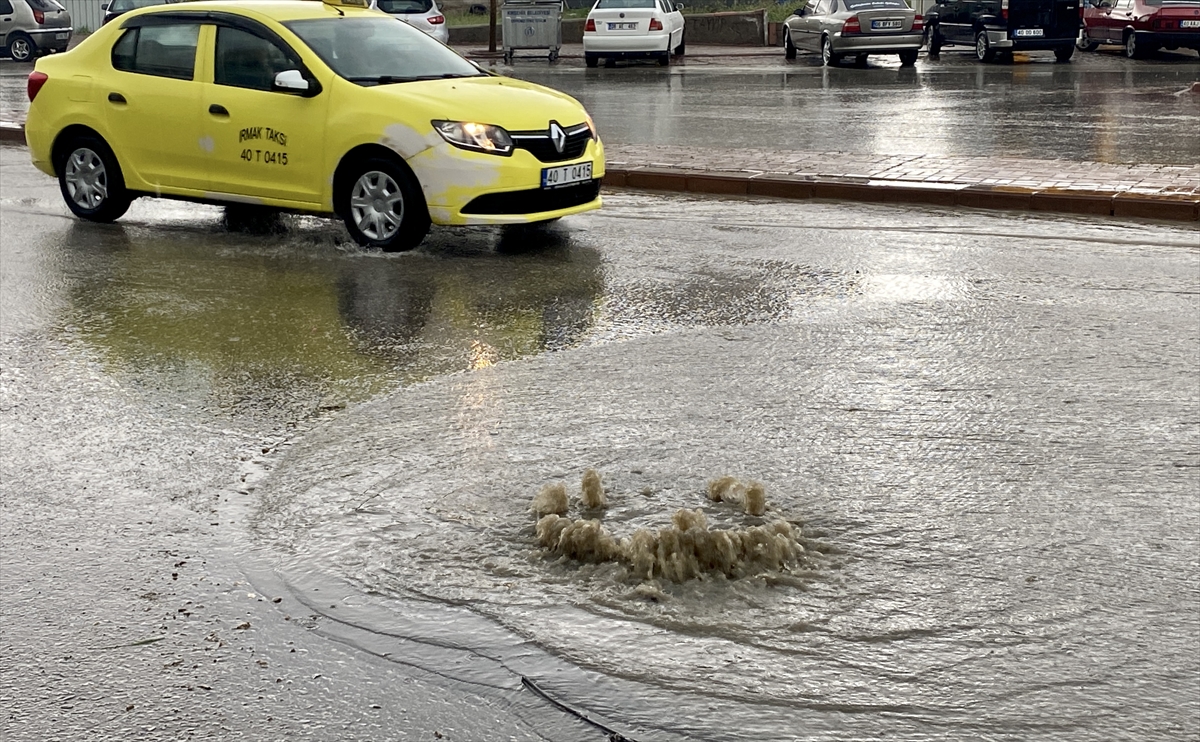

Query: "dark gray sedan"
<box><xmin>783</xmin><ymin>0</ymin><xmax>923</xmax><ymax>65</ymax></box>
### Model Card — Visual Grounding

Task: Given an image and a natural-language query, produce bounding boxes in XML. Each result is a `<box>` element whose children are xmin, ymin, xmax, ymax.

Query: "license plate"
<box><xmin>1181</xmin><ymin>19</ymin><xmax>1200</xmax><ymax>27</ymax></box>
<box><xmin>607</xmin><ymin>22</ymin><xmax>637</xmax><ymax>30</ymax></box>
<box><xmin>55</xmin><ymin>31</ymin><xmax>69</xmax><ymax>40</ymax></box>
<box><xmin>871</xmin><ymin>19</ymin><xmax>903</xmax><ymax>29</ymax></box>
<box><xmin>542</xmin><ymin>162</ymin><xmax>592</xmax><ymax>189</ymax></box>
<box><xmin>1014</xmin><ymin>28</ymin><xmax>1044</xmax><ymax>36</ymax></box>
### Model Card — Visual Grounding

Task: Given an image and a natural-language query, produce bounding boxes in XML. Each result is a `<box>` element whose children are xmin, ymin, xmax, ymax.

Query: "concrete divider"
<box><xmin>448</xmin><ymin>9</ymin><xmax>769</xmax><ymax>46</ymax></box>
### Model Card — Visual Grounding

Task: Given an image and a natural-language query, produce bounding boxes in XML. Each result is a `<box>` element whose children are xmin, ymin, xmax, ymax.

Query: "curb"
<box><xmin>4</xmin><ymin>123</ymin><xmax>1196</xmax><ymax>222</ymax></box>
<box><xmin>605</xmin><ymin>167</ymin><xmax>1200</xmax><ymax>223</ymax></box>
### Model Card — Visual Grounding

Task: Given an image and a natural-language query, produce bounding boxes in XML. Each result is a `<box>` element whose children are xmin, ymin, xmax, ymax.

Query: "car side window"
<box><xmin>0</xmin><ymin>0</ymin><xmax>13</xmax><ymax>14</ymax></box>
<box><xmin>111</xmin><ymin>23</ymin><xmax>200</xmax><ymax>81</ymax></box>
<box><xmin>829</xmin><ymin>0</ymin><xmax>838</xmax><ymax>12</ymax></box>
<box><xmin>214</xmin><ymin>26</ymin><xmax>295</xmax><ymax>92</ymax></box>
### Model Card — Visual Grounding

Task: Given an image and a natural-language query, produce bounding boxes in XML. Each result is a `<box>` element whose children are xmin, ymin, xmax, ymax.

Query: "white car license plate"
<box><xmin>542</xmin><ymin>162</ymin><xmax>592</xmax><ymax>190</ymax></box>
<box><xmin>1014</xmin><ymin>28</ymin><xmax>1044</xmax><ymax>36</ymax></box>
<box><xmin>871</xmin><ymin>19</ymin><xmax>903</xmax><ymax>29</ymax></box>
<box><xmin>55</xmin><ymin>31</ymin><xmax>69</xmax><ymax>40</ymax></box>
<box><xmin>608</xmin><ymin>22</ymin><xmax>637</xmax><ymax>30</ymax></box>
<box><xmin>1181</xmin><ymin>19</ymin><xmax>1200</xmax><ymax>27</ymax></box>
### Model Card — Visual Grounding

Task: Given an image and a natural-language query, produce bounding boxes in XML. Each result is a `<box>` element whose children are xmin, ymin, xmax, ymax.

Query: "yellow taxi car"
<box><xmin>24</xmin><ymin>0</ymin><xmax>604</xmax><ymax>251</ymax></box>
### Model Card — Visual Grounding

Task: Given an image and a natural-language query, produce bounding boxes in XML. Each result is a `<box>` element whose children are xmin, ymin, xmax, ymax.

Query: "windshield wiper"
<box><xmin>345</xmin><ymin>73</ymin><xmax>485</xmax><ymax>86</ymax></box>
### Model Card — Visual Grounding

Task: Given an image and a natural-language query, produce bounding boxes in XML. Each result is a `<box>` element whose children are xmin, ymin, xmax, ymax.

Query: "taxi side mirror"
<box><xmin>273</xmin><ymin>69</ymin><xmax>320</xmax><ymax>97</ymax></box>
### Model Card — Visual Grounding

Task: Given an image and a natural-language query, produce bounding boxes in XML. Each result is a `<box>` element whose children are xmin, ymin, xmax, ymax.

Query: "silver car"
<box><xmin>370</xmin><ymin>0</ymin><xmax>450</xmax><ymax>44</ymax></box>
<box><xmin>783</xmin><ymin>0</ymin><xmax>922</xmax><ymax>66</ymax></box>
<box><xmin>1</xmin><ymin>0</ymin><xmax>71</xmax><ymax>62</ymax></box>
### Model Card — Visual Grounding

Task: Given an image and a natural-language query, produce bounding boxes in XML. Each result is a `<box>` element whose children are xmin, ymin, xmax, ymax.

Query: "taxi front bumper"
<box><xmin>410</xmin><ymin>137</ymin><xmax>605</xmax><ymax>225</ymax></box>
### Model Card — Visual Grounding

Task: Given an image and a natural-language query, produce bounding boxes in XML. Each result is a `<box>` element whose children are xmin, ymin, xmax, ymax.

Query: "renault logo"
<box><xmin>549</xmin><ymin>122</ymin><xmax>566</xmax><ymax>154</ymax></box>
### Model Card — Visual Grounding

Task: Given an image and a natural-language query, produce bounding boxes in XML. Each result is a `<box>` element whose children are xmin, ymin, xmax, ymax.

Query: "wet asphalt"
<box><xmin>1</xmin><ymin>41</ymin><xmax>1199</xmax><ymax>742</ymax></box>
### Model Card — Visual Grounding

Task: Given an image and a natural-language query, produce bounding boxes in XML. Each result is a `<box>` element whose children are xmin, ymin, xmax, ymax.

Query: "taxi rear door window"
<box><xmin>111</xmin><ymin>23</ymin><xmax>200</xmax><ymax>80</ymax></box>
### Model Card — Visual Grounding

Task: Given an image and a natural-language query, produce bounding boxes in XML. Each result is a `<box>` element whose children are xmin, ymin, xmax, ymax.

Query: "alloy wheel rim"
<box><xmin>350</xmin><ymin>170</ymin><xmax>404</xmax><ymax>241</ymax></box>
<box><xmin>822</xmin><ymin>38</ymin><xmax>831</xmax><ymax>63</ymax></box>
<box><xmin>976</xmin><ymin>34</ymin><xmax>987</xmax><ymax>58</ymax></box>
<box><xmin>1126</xmin><ymin>35</ymin><xmax>1135</xmax><ymax>56</ymax></box>
<box><xmin>12</xmin><ymin>39</ymin><xmax>30</xmax><ymax>60</ymax></box>
<box><xmin>64</xmin><ymin>147</ymin><xmax>109</xmax><ymax>210</ymax></box>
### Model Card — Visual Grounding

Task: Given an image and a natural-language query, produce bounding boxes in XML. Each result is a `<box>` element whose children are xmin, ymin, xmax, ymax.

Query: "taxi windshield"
<box><xmin>285</xmin><ymin>17</ymin><xmax>483</xmax><ymax>85</ymax></box>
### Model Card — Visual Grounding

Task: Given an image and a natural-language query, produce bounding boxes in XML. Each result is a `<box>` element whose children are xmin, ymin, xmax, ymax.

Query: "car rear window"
<box><xmin>108</xmin><ymin>0</ymin><xmax>170</xmax><ymax>12</ymax></box>
<box><xmin>25</xmin><ymin>0</ymin><xmax>64</xmax><ymax>10</ymax></box>
<box><xmin>844</xmin><ymin>0</ymin><xmax>908</xmax><ymax>8</ymax></box>
<box><xmin>376</xmin><ymin>0</ymin><xmax>434</xmax><ymax>12</ymax></box>
<box><xmin>595</xmin><ymin>0</ymin><xmax>656</xmax><ymax>8</ymax></box>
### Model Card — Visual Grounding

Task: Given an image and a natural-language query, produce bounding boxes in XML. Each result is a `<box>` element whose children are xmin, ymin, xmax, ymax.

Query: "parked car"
<box><xmin>783</xmin><ymin>0</ymin><xmax>922</xmax><ymax>65</ymax></box>
<box><xmin>370</xmin><ymin>0</ymin><xmax>449</xmax><ymax>44</ymax></box>
<box><xmin>583</xmin><ymin>0</ymin><xmax>685</xmax><ymax>67</ymax></box>
<box><xmin>925</xmin><ymin>0</ymin><xmax>1080</xmax><ymax>61</ymax></box>
<box><xmin>0</xmin><ymin>0</ymin><xmax>71</xmax><ymax>62</ymax></box>
<box><xmin>101</xmin><ymin>0</ymin><xmax>177</xmax><ymax>27</ymax></box>
<box><xmin>1077</xmin><ymin>0</ymin><xmax>1200</xmax><ymax>57</ymax></box>
<box><xmin>24</xmin><ymin>0</ymin><xmax>605</xmax><ymax>251</ymax></box>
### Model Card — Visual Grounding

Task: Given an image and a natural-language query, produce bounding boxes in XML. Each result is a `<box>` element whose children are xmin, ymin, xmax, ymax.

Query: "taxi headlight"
<box><xmin>433</xmin><ymin>120</ymin><xmax>514</xmax><ymax>156</ymax></box>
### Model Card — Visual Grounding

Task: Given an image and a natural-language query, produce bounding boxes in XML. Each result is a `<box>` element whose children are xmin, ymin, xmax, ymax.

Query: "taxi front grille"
<box><xmin>510</xmin><ymin>124</ymin><xmax>593</xmax><ymax>163</ymax></box>
<box><xmin>462</xmin><ymin>179</ymin><xmax>602</xmax><ymax>215</ymax></box>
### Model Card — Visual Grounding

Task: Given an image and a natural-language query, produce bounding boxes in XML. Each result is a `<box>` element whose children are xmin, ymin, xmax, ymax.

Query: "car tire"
<box><xmin>56</xmin><ymin>134</ymin><xmax>132</xmax><ymax>223</ymax></box>
<box><xmin>975</xmin><ymin>30</ymin><xmax>996</xmax><ymax>62</ymax></box>
<box><xmin>1124</xmin><ymin>30</ymin><xmax>1141</xmax><ymax>58</ymax></box>
<box><xmin>784</xmin><ymin>28</ymin><xmax>797</xmax><ymax>59</ymax></box>
<box><xmin>337</xmin><ymin>156</ymin><xmax>429</xmax><ymax>252</ymax></box>
<box><xmin>1076</xmin><ymin>30</ymin><xmax>1099</xmax><ymax>51</ymax></box>
<box><xmin>899</xmin><ymin>49</ymin><xmax>918</xmax><ymax>66</ymax></box>
<box><xmin>674</xmin><ymin>31</ymin><xmax>685</xmax><ymax>55</ymax></box>
<box><xmin>585</xmin><ymin>52</ymin><xmax>599</xmax><ymax>67</ymax></box>
<box><xmin>926</xmin><ymin>25</ymin><xmax>943</xmax><ymax>56</ymax></box>
<box><xmin>657</xmin><ymin>50</ymin><xmax>670</xmax><ymax>65</ymax></box>
<box><xmin>821</xmin><ymin>35</ymin><xmax>841</xmax><ymax>65</ymax></box>
<box><xmin>854</xmin><ymin>53</ymin><xmax>868</xmax><ymax>66</ymax></box>
<box><xmin>6</xmin><ymin>32</ymin><xmax>35</xmax><ymax>63</ymax></box>
<box><xmin>1054</xmin><ymin>44</ymin><xmax>1074</xmax><ymax>62</ymax></box>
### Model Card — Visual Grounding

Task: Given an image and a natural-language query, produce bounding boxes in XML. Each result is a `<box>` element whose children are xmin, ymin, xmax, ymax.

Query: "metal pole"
<box><xmin>489</xmin><ymin>0</ymin><xmax>497</xmax><ymax>52</ymax></box>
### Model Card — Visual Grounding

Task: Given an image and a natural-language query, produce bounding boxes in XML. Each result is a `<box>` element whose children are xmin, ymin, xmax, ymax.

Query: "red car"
<box><xmin>1077</xmin><ymin>0</ymin><xmax>1200</xmax><ymax>57</ymax></box>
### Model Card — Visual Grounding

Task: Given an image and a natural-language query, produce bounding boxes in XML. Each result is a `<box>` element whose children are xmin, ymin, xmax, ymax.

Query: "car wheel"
<box><xmin>1124</xmin><ymin>31</ymin><xmax>1141</xmax><ymax>58</ymax></box>
<box><xmin>1054</xmin><ymin>44</ymin><xmax>1074</xmax><ymax>62</ymax></box>
<box><xmin>899</xmin><ymin>49</ymin><xmax>918</xmax><ymax>66</ymax></box>
<box><xmin>56</xmin><ymin>134</ymin><xmax>132</xmax><ymax>223</ymax></box>
<box><xmin>657</xmin><ymin>50</ymin><xmax>670</xmax><ymax>65</ymax></box>
<box><xmin>975</xmin><ymin>30</ymin><xmax>996</xmax><ymax>62</ymax></box>
<box><xmin>6</xmin><ymin>33</ymin><xmax>35</xmax><ymax>63</ymax></box>
<box><xmin>674</xmin><ymin>31</ymin><xmax>685</xmax><ymax>55</ymax></box>
<box><xmin>854</xmin><ymin>53</ymin><xmax>868</xmax><ymax>66</ymax></box>
<box><xmin>1076</xmin><ymin>30</ymin><xmax>1099</xmax><ymax>51</ymax></box>
<box><xmin>784</xmin><ymin>28</ymin><xmax>797</xmax><ymax>59</ymax></box>
<box><xmin>821</xmin><ymin>35</ymin><xmax>841</xmax><ymax>65</ymax></box>
<box><xmin>338</xmin><ymin>157</ymin><xmax>429</xmax><ymax>252</ymax></box>
<box><xmin>585</xmin><ymin>52</ymin><xmax>599</xmax><ymax>67</ymax></box>
<box><xmin>927</xmin><ymin>25</ymin><xmax>943</xmax><ymax>56</ymax></box>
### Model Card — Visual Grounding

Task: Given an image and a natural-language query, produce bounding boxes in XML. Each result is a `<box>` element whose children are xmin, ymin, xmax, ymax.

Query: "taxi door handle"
<box><xmin>209</xmin><ymin>104</ymin><xmax>229</xmax><ymax>117</ymax></box>
<box><xmin>107</xmin><ymin>92</ymin><xmax>126</xmax><ymax>104</ymax></box>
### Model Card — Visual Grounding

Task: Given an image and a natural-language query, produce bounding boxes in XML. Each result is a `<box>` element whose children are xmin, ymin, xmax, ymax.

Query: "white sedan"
<box><xmin>583</xmin><ymin>0</ymin><xmax>685</xmax><ymax>66</ymax></box>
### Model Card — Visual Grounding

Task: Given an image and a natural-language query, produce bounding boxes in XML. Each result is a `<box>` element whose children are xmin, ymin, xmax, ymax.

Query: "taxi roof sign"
<box><xmin>317</xmin><ymin>0</ymin><xmax>370</xmax><ymax>7</ymax></box>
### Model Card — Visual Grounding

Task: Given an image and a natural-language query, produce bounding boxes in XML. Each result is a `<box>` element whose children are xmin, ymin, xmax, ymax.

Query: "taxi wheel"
<box><xmin>338</xmin><ymin>158</ymin><xmax>429</xmax><ymax>252</ymax></box>
<box><xmin>57</xmin><ymin>135</ymin><xmax>131</xmax><ymax>223</ymax></box>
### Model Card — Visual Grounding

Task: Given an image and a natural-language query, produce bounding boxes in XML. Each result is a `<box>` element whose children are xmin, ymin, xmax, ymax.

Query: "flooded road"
<box><xmin>4</xmin><ymin>144</ymin><xmax>1197</xmax><ymax>740</ymax></box>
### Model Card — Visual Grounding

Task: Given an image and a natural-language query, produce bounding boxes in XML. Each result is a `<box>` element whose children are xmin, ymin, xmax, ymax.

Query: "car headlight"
<box><xmin>432</xmin><ymin>120</ymin><xmax>514</xmax><ymax>156</ymax></box>
<box><xmin>584</xmin><ymin>111</ymin><xmax>599</xmax><ymax>140</ymax></box>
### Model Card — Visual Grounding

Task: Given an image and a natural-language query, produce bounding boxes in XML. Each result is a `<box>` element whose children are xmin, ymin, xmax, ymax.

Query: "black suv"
<box><xmin>926</xmin><ymin>0</ymin><xmax>1081</xmax><ymax>61</ymax></box>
